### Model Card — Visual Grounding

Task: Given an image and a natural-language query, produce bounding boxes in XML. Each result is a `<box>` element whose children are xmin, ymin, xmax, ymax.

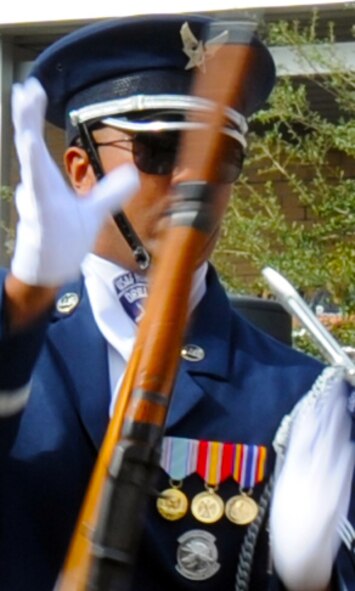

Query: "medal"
<box><xmin>225</xmin><ymin>493</ymin><xmax>259</xmax><ymax>525</ymax></box>
<box><xmin>158</xmin><ymin>437</ymin><xmax>268</xmax><ymax>525</ymax></box>
<box><xmin>191</xmin><ymin>487</ymin><xmax>224</xmax><ymax>524</ymax></box>
<box><xmin>157</xmin><ymin>485</ymin><xmax>188</xmax><ymax>521</ymax></box>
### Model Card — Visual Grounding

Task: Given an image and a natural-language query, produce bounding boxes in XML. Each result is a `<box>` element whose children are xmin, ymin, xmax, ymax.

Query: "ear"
<box><xmin>64</xmin><ymin>146</ymin><xmax>96</xmax><ymax>195</ymax></box>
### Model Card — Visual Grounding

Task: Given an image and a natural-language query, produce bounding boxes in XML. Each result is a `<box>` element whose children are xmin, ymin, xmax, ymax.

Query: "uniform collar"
<box><xmin>166</xmin><ymin>265</ymin><xmax>233</xmax><ymax>430</ymax></box>
<box><xmin>181</xmin><ymin>264</ymin><xmax>232</xmax><ymax>378</ymax></box>
<box><xmin>47</xmin><ymin>265</ymin><xmax>233</xmax><ymax>446</ymax></box>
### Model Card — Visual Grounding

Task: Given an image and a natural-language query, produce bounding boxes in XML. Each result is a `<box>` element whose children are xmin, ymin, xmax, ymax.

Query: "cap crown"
<box><xmin>30</xmin><ymin>15</ymin><xmax>276</xmax><ymax>129</ymax></box>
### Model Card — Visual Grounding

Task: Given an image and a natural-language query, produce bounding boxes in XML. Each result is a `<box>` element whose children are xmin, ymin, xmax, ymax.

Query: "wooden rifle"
<box><xmin>56</xmin><ymin>20</ymin><xmax>257</xmax><ymax>591</ymax></box>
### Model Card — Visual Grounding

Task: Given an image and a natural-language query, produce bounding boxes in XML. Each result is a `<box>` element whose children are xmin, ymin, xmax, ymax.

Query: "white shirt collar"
<box><xmin>81</xmin><ymin>253</ymin><xmax>208</xmax><ymax>413</ymax></box>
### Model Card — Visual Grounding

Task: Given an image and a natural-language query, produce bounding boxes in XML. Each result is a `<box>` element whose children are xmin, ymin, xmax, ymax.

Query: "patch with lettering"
<box><xmin>113</xmin><ymin>272</ymin><xmax>148</xmax><ymax>324</ymax></box>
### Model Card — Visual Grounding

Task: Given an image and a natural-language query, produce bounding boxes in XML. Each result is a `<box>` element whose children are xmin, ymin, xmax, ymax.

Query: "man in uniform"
<box><xmin>0</xmin><ymin>14</ymin><xmax>352</xmax><ymax>591</ymax></box>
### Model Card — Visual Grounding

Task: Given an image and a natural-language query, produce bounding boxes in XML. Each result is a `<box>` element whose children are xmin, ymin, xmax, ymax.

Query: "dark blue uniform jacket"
<box><xmin>0</xmin><ymin>266</ymin><xmax>352</xmax><ymax>591</ymax></box>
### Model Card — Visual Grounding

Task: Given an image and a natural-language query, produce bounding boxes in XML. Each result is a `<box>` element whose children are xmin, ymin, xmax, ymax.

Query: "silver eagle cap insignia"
<box><xmin>180</xmin><ymin>22</ymin><xmax>229</xmax><ymax>72</ymax></box>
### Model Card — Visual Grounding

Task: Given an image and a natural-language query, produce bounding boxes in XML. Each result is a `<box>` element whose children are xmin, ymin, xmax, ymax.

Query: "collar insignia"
<box><xmin>180</xmin><ymin>22</ymin><xmax>229</xmax><ymax>72</ymax></box>
<box><xmin>56</xmin><ymin>292</ymin><xmax>80</xmax><ymax>315</ymax></box>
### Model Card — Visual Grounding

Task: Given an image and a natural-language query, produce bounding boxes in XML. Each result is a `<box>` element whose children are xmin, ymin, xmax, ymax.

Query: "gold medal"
<box><xmin>191</xmin><ymin>488</ymin><xmax>224</xmax><ymax>524</ymax></box>
<box><xmin>225</xmin><ymin>493</ymin><xmax>259</xmax><ymax>525</ymax></box>
<box><xmin>157</xmin><ymin>487</ymin><xmax>188</xmax><ymax>521</ymax></box>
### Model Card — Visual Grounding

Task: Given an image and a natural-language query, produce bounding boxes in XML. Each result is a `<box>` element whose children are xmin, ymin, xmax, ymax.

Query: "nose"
<box><xmin>170</xmin><ymin>162</ymin><xmax>195</xmax><ymax>186</ymax></box>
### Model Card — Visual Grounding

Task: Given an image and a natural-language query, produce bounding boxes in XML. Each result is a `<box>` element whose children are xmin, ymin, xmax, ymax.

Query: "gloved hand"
<box><xmin>11</xmin><ymin>77</ymin><xmax>139</xmax><ymax>286</ymax></box>
<box><xmin>270</xmin><ymin>367</ymin><xmax>355</xmax><ymax>591</ymax></box>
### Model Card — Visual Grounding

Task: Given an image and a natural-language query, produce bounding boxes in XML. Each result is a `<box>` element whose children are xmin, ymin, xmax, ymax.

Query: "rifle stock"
<box><xmin>56</xmin><ymin>22</ymin><xmax>257</xmax><ymax>591</ymax></box>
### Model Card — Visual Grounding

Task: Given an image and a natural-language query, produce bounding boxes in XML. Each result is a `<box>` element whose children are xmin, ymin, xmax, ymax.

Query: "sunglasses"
<box><xmin>94</xmin><ymin>130</ymin><xmax>244</xmax><ymax>183</ymax></box>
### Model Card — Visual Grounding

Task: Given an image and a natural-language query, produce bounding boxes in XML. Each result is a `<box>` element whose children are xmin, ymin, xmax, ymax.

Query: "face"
<box><xmin>64</xmin><ymin>125</ymin><xmax>233</xmax><ymax>273</ymax></box>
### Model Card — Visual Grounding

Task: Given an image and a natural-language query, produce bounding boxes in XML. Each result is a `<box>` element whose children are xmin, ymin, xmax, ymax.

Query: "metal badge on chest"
<box><xmin>56</xmin><ymin>292</ymin><xmax>80</xmax><ymax>314</ymax></box>
<box><xmin>176</xmin><ymin>530</ymin><xmax>220</xmax><ymax>581</ymax></box>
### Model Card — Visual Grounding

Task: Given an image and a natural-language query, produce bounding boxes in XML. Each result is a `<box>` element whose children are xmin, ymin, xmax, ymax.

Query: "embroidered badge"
<box><xmin>113</xmin><ymin>272</ymin><xmax>148</xmax><ymax>324</ymax></box>
<box><xmin>180</xmin><ymin>22</ymin><xmax>229</xmax><ymax>72</ymax></box>
<box><xmin>176</xmin><ymin>530</ymin><xmax>220</xmax><ymax>580</ymax></box>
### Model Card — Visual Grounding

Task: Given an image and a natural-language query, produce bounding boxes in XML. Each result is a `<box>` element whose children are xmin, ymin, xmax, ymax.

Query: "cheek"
<box><xmin>122</xmin><ymin>175</ymin><xmax>171</xmax><ymax>236</ymax></box>
<box><xmin>126</xmin><ymin>175</ymin><xmax>171</xmax><ymax>213</ymax></box>
<box><xmin>140</xmin><ymin>174</ymin><xmax>171</xmax><ymax>198</ymax></box>
<box><xmin>195</xmin><ymin>226</ymin><xmax>221</xmax><ymax>266</ymax></box>
<box><xmin>196</xmin><ymin>185</ymin><xmax>232</xmax><ymax>262</ymax></box>
<box><xmin>213</xmin><ymin>185</ymin><xmax>232</xmax><ymax>217</ymax></box>
<box><xmin>103</xmin><ymin>152</ymin><xmax>134</xmax><ymax>173</ymax></box>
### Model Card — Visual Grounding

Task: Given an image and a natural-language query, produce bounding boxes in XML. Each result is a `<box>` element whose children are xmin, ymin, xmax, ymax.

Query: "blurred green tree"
<box><xmin>213</xmin><ymin>10</ymin><xmax>355</xmax><ymax>353</ymax></box>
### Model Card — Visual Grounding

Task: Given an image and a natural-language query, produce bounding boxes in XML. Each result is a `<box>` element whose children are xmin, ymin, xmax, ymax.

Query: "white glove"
<box><xmin>270</xmin><ymin>367</ymin><xmax>355</xmax><ymax>591</ymax></box>
<box><xmin>11</xmin><ymin>77</ymin><xmax>139</xmax><ymax>286</ymax></box>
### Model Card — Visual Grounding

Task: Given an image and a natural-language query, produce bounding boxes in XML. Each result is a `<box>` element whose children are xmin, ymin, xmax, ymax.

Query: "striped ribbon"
<box><xmin>160</xmin><ymin>437</ymin><xmax>267</xmax><ymax>488</ymax></box>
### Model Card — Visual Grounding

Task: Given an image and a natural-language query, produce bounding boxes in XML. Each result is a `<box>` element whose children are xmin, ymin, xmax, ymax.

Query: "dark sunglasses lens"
<box><xmin>214</xmin><ymin>137</ymin><xmax>244</xmax><ymax>183</ymax></box>
<box><xmin>132</xmin><ymin>131</ymin><xmax>244</xmax><ymax>182</ymax></box>
<box><xmin>132</xmin><ymin>132</ymin><xmax>180</xmax><ymax>175</ymax></box>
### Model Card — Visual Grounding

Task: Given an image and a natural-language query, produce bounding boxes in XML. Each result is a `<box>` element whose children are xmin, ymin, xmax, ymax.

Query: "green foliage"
<box><xmin>293</xmin><ymin>316</ymin><xmax>355</xmax><ymax>360</ymax></box>
<box><xmin>0</xmin><ymin>186</ymin><xmax>14</xmax><ymax>202</ymax></box>
<box><xmin>213</xmin><ymin>8</ymin><xmax>355</xmax><ymax>349</ymax></box>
